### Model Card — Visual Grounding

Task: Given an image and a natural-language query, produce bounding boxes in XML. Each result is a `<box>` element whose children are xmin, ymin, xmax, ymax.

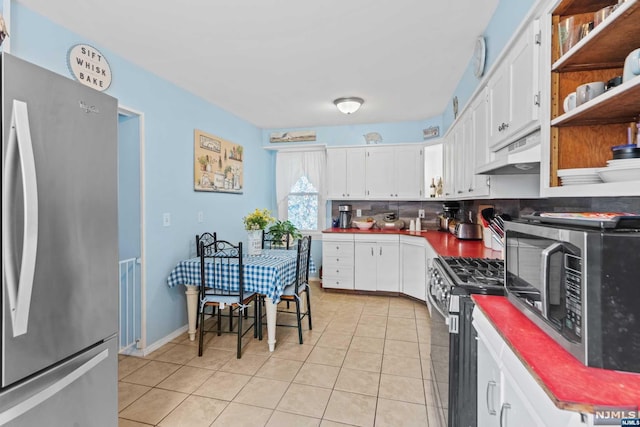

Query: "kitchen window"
<box><xmin>275</xmin><ymin>149</ymin><xmax>326</xmax><ymax>233</ymax></box>
<box><xmin>288</xmin><ymin>175</ymin><xmax>319</xmax><ymax>230</ymax></box>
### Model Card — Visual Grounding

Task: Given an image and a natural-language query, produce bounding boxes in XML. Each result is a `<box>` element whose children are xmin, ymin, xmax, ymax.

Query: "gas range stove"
<box><xmin>429</xmin><ymin>256</ymin><xmax>505</xmax><ymax>316</ymax></box>
<box><xmin>439</xmin><ymin>256</ymin><xmax>505</xmax><ymax>292</ymax></box>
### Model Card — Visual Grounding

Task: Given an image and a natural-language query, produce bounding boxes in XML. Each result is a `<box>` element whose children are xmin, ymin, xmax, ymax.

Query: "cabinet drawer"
<box><xmin>323</xmin><ymin>241</ymin><xmax>354</xmax><ymax>257</ymax></box>
<box><xmin>322</xmin><ymin>276</ymin><xmax>354</xmax><ymax>289</ymax></box>
<box><xmin>322</xmin><ymin>264</ymin><xmax>354</xmax><ymax>279</ymax></box>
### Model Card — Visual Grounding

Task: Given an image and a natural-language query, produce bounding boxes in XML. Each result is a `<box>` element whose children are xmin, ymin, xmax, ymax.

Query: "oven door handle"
<box><xmin>540</xmin><ymin>242</ymin><xmax>564</xmax><ymax>318</ymax></box>
<box><xmin>426</xmin><ymin>288</ymin><xmax>447</xmax><ymax>320</ymax></box>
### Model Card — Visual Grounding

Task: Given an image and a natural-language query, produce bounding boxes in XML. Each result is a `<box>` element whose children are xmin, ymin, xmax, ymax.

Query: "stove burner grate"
<box><xmin>440</xmin><ymin>256</ymin><xmax>505</xmax><ymax>289</ymax></box>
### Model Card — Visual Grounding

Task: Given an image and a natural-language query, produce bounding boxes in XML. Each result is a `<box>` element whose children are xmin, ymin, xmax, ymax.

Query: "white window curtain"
<box><xmin>275</xmin><ymin>149</ymin><xmax>326</xmax><ymax>229</ymax></box>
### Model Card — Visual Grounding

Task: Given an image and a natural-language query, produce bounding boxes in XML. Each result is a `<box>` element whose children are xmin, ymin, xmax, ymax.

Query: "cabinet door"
<box><xmin>488</xmin><ymin>64</ymin><xmax>510</xmax><ymax>148</ymax></box>
<box><xmin>346</xmin><ymin>148</ymin><xmax>367</xmax><ymax>198</ymax></box>
<box><xmin>401</xmin><ymin>238</ymin><xmax>426</xmax><ymax>300</ymax></box>
<box><xmin>354</xmin><ymin>242</ymin><xmax>377</xmax><ymax>291</ymax></box>
<box><xmin>500</xmin><ymin>372</ymin><xmax>544</xmax><ymax>427</ymax></box>
<box><xmin>458</xmin><ymin>113</ymin><xmax>473</xmax><ymax>197</ymax></box>
<box><xmin>477</xmin><ymin>338</ymin><xmax>501</xmax><ymax>427</ymax></box>
<box><xmin>395</xmin><ymin>145</ymin><xmax>424</xmax><ymax>199</ymax></box>
<box><xmin>376</xmin><ymin>241</ymin><xmax>399</xmax><ymax>292</ymax></box>
<box><xmin>365</xmin><ymin>146</ymin><xmax>396</xmax><ymax>199</ymax></box>
<box><xmin>470</xmin><ymin>92</ymin><xmax>490</xmax><ymax>197</ymax></box>
<box><xmin>443</xmin><ymin>133</ymin><xmax>456</xmax><ymax>198</ymax></box>
<box><xmin>326</xmin><ymin>148</ymin><xmax>348</xmax><ymax>199</ymax></box>
<box><xmin>509</xmin><ymin>19</ymin><xmax>540</xmax><ymax>139</ymax></box>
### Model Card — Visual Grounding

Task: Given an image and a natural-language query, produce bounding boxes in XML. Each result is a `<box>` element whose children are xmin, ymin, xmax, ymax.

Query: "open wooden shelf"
<box><xmin>552</xmin><ymin>0</ymin><xmax>639</xmax><ymax>71</ymax></box>
<box><xmin>553</xmin><ymin>0</ymin><xmax>616</xmax><ymax>16</ymax></box>
<box><xmin>547</xmin><ymin>0</ymin><xmax>640</xmax><ymax>193</ymax></box>
<box><xmin>551</xmin><ymin>76</ymin><xmax>640</xmax><ymax>126</ymax></box>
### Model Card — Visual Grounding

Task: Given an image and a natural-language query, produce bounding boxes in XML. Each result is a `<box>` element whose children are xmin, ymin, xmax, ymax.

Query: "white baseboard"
<box><xmin>119</xmin><ymin>324</ymin><xmax>188</xmax><ymax>357</ymax></box>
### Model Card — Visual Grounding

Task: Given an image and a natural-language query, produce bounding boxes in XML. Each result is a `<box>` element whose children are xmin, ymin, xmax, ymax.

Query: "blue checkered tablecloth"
<box><xmin>167</xmin><ymin>249</ymin><xmax>315</xmax><ymax>303</ymax></box>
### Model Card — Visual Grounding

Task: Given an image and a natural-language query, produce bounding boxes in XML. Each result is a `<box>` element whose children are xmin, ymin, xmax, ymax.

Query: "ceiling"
<box><xmin>16</xmin><ymin>0</ymin><xmax>499</xmax><ymax>129</ymax></box>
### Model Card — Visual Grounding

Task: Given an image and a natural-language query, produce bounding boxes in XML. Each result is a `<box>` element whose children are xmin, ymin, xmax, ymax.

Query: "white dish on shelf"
<box><xmin>557</xmin><ymin>167</ymin><xmax>600</xmax><ymax>177</ymax></box>
<box><xmin>560</xmin><ymin>176</ymin><xmax>602</xmax><ymax>182</ymax></box>
<box><xmin>560</xmin><ymin>175</ymin><xmax>602</xmax><ymax>181</ymax></box>
<box><xmin>596</xmin><ymin>165</ymin><xmax>640</xmax><ymax>182</ymax></box>
<box><xmin>606</xmin><ymin>158</ymin><xmax>640</xmax><ymax>167</ymax></box>
<box><xmin>560</xmin><ymin>179</ymin><xmax>603</xmax><ymax>186</ymax></box>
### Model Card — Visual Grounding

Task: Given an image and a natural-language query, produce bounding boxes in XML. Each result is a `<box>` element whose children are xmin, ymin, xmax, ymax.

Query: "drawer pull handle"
<box><xmin>499</xmin><ymin>403</ymin><xmax>511</xmax><ymax>427</ymax></box>
<box><xmin>486</xmin><ymin>380</ymin><xmax>496</xmax><ymax>415</ymax></box>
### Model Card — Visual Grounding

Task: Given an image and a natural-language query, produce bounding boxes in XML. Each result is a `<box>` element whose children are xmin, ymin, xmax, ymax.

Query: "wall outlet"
<box><xmin>418</xmin><ymin>209</ymin><xmax>425</xmax><ymax>218</ymax></box>
<box><xmin>356</xmin><ymin>209</ymin><xmax>362</xmax><ymax>217</ymax></box>
<box><xmin>163</xmin><ymin>213</ymin><xmax>171</xmax><ymax>227</ymax></box>
<box><xmin>197</xmin><ymin>211</ymin><xmax>204</xmax><ymax>223</ymax></box>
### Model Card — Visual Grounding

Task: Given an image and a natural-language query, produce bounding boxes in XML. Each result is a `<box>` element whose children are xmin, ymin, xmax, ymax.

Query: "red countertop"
<box><xmin>473</xmin><ymin>295</ymin><xmax>640</xmax><ymax>413</ymax></box>
<box><xmin>323</xmin><ymin>227</ymin><xmax>502</xmax><ymax>259</ymax></box>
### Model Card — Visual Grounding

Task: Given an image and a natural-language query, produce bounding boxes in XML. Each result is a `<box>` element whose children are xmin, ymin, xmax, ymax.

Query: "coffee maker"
<box><xmin>338</xmin><ymin>204</ymin><xmax>352</xmax><ymax>229</ymax></box>
<box><xmin>439</xmin><ymin>201</ymin><xmax>460</xmax><ymax>232</ymax></box>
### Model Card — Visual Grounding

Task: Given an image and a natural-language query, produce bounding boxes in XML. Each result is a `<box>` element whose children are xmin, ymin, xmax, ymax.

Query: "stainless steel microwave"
<box><xmin>504</xmin><ymin>220</ymin><xmax>640</xmax><ymax>373</ymax></box>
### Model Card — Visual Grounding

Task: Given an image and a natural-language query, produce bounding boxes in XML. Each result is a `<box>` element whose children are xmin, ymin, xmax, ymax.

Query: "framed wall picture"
<box><xmin>194</xmin><ymin>129</ymin><xmax>243</xmax><ymax>193</ymax></box>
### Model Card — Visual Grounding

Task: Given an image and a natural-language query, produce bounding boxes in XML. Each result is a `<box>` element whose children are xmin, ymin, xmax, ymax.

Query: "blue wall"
<box><xmin>4</xmin><ymin>0</ymin><xmax>538</xmax><ymax>347</ymax></box>
<box><xmin>7</xmin><ymin>3</ymin><xmax>270</xmax><ymax>345</ymax></box>
<box><xmin>442</xmin><ymin>0</ymin><xmax>537</xmax><ymax>132</ymax></box>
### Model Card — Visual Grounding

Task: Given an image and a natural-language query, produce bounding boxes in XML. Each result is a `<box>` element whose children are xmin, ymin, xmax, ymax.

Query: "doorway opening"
<box><xmin>117</xmin><ymin>106</ymin><xmax>145</xmax><ymax>354</ymax></box>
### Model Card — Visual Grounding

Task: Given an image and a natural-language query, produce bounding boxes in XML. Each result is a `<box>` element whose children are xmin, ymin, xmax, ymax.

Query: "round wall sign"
<box><xmin>473</xmin><ymin>36</ymin><xmax>487</xmax><ymax>78</ymax></box>
<box><xmin>67</xmin><ymin>44</ymin><xmax>112</xmax><ymax>91</ymax></box>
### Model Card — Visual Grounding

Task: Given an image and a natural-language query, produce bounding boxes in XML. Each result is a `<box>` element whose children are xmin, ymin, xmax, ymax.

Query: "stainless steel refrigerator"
<box><xmin>1</xmin><ymin>53</ymin><xmax>118</xmax><ymax>426</ymax></box>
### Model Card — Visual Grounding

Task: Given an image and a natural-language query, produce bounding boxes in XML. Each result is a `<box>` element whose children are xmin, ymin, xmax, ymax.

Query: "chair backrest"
<box><xmin>196</xmin><ymin>232</ymin><xmax>217</xmax><ymax>256</ymax></box>
<box><xmin>262</xmin><ymin>229</ymin><xmax>291</xmax><ymax>250</ymax></box>
<box><xmin>292</xmin><ymin>235</ymin><xmax>312</xmax><ymax>294</ymax></box>
<box><xmin>199</xmin><ymin>239</ymin><xmax>244</xmax><ymax>301</ymax></box>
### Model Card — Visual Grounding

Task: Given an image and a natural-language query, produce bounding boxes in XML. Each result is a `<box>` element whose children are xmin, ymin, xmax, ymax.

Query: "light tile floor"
<box><xmin>118</xmin><ymin>282</ymin><xmax>438</xmax><ymax>427</ymax></box>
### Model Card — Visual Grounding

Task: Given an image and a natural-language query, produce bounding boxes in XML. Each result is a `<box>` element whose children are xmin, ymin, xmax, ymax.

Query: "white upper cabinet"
<box><xmin>326</xmin><ymin>147</ymin><xmax>366</xmax><ymax>200</ymax></box>
<box><xmin>394</xmin><ymin>145</ymin><xmax>425</xmax><ymax>199</ymax></box>
<box><xmin>326</xmin><ymin>144</ymin><xmax>427</xmax><ymax>201</ymax></box>
<box><xmin>365</xmin><ymin>146</ymin><xmax>396</xmax><ymax>199</ymax></box>
<box><xmin>443</xmin><ymin>95</ymin><xmax>491</xmax><ymax>199</ymax></box>
<box><xmin>470</xmin><ymin>91</ymin><xmax>491</xmax><ymax>197</ymax></box>
<box><xmin>366</xmin><ymin>145</ymin><xmax>424</xmax><ymax>199</ymax></box>
<box><xmin>489</xmin><ymin>19</ymin><xmax>541</xmax><ymax>151</ymax></box>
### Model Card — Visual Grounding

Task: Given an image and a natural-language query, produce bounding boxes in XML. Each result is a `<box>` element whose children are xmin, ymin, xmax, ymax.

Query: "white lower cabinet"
<box><xmin>400</xmin><ymin>236</ymin><xmax>426</xmax><ymax>301</ymax></box>
<box><xmin>322</xmin><ymin>234</ymin><xmax>354</xmax><ymax>290</ymax></box>
<box><xmin>474</xmin><ymin>307</ymin><xmax>586</xmax><ymax>427</ymax></box>
<box><xmin>354</xmin><ymin>235</ymin><xmax>399</xmax><ymax>292</ymax></box>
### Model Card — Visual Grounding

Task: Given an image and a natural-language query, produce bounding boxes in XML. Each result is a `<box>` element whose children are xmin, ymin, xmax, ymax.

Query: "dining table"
<box><xmin>167</xmin><ymin>249</ymin><xmax>315</xmax><ymax>352</ymax></box>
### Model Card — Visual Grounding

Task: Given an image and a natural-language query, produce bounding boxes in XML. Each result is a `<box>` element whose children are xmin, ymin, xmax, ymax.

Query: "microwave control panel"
<box><xmin>564</xmin><ymin>254</ymin><xmax>582</xmax><ymax>338</ymax></box>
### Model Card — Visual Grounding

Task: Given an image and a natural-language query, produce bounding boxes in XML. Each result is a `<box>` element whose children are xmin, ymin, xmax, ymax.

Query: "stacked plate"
<box><xmin>596</xmin><ymin>158</ymin><xmax>640</xmax><ymax>183</ymax></box>
<box><xmin>557</xmin><ymin>168</ymin><xmax>603</xmax><ymax>186</ymax></box>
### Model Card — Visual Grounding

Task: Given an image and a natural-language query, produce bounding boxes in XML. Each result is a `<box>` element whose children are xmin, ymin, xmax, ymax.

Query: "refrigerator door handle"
<box><xmin>2</xmin><ymin>100</ymin><xmax>39</xmax><ymax>337</ymax></box>
<box><xmin>0</xmin><ymin>348</ymin><xmax>110</xmax><ymax>425</ymax></box>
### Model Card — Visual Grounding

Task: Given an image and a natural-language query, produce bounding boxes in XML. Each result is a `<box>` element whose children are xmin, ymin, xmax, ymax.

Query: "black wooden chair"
<box><xmin>198</xmin><ymin>239</ymin><xmax>258</xmax><ymax>358</ymax></box>
<box><xmin>196</xmin><ymin>232</ymin><xmax>216</xmax><ymax>256</ymax></box>
<box><xmin>276</xmin><ymin>235</ymin><xmax>313</xmax><ymax>344</ymax></box>
<box><xmin>262</xmin><ymin>229</ymin><xmax>292</xmax><ymax>249</ymax></box>
<box><xmin>195</xmin><ymin>232</ymin><xmax>217</xmax><ymax>329</ymax></box>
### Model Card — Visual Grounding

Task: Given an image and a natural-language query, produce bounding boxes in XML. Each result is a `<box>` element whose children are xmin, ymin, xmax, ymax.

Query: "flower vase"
<box><xmin>247</xmin><ymin>230</ymin><xmax>263</xmax><ymax>255</ymax></box>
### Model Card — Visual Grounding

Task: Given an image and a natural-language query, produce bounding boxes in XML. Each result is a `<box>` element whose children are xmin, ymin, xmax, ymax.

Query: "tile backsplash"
<box><xmin>330</xmin><ymin>197</ymin><xmax>640</xmax><ymax>230</ymax></box>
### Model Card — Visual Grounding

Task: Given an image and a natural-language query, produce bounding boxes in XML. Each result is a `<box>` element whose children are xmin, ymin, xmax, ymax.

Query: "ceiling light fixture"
<box><xmin>334</xmin><ymin>97</ymin><xmax>364</xmax><ymax>115</ymax></box>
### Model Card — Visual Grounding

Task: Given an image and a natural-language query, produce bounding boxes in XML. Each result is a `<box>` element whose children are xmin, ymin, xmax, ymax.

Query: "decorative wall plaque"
<box><xmin>67</xmin><ymin>44</ymin><xmax>112</xmax><ymax>91</ymax></box>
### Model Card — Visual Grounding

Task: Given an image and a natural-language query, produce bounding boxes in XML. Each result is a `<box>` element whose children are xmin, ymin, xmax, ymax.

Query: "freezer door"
<box><xmin>0</xmin><ymin>337</ymin><xmax>117</xmax><ymax>427</ymax></box>
<box><xmin>2</xmin><ymin>54</ymin><xmax>119</xmax><ymax>387</ymax></box>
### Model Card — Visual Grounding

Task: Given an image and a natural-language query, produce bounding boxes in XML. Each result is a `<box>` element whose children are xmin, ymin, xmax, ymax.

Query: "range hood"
<box><xmin>476</xmin><ymin>131</ymin><xmax>541</xmax><ymax>175</ymax></box>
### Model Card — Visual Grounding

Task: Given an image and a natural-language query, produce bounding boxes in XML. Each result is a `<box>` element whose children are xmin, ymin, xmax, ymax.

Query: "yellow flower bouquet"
<box><xmin>243</xmin><ymin>208</ymin><xmax>275</xmax><ymax>231</ymax></box>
